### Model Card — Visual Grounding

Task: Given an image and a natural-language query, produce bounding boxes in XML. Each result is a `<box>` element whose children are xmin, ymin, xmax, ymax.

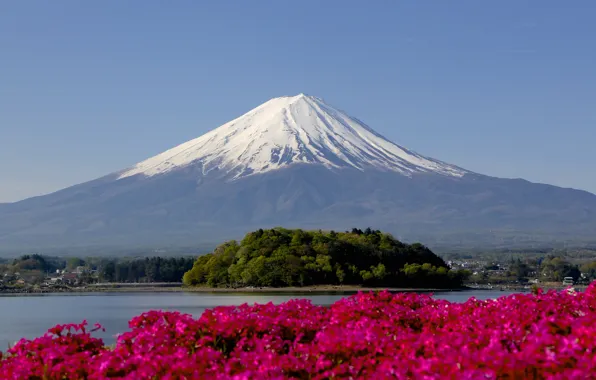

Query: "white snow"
<box><xmin>118</xmin><ymin>94</ymin><xmax>468</xmax><ymax>180</ymax></box>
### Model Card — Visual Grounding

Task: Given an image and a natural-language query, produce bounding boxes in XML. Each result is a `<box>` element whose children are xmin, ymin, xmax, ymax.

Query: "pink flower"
<box><xmin>2</xmin><ymin>283</ymin><xmax>596</xmax><ymax>378</ymax></box>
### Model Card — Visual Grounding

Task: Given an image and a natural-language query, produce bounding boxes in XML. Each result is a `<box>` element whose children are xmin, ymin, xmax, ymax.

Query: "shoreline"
<box><xmin>1</xmin><ymin>284</ymin><xmax>469</xmax><ymax>295</ymax></box>
<box><xmin>1</xmin><ymin>283</ymin><xmax>583</xmax><ymax>296</ymax></box>
<box><xmin>180</xmin><ymin>285</ymin><xmax>469</xmax><ymax>294</ymax></box>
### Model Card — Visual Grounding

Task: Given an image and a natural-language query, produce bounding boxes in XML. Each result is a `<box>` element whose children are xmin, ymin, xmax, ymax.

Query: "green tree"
<box><xmin>336</xmin><ymin>266</ymin><xmax>346</xmax><ymax>284</ymax></box>
<box><xmin>580</xmin><ymin>261</ymin><xmax>596</xmax><ymax>281</ymax></box>
<box><xmin>372</xmin><ymin>263</ymin><xmax>387</xmax><ymax>281</ymax></box>
<box><xmin>183</xmin><ymin>227</ymin><xmax>461</xmax><ymax>289</ymax></box>
<box><xmin>67</xmin><ymin>257</ymin><xmax>85</xmax><ymax>271</ymax></box>
<box><xmin>360</xmin><ymin>270</ymin><xmax>373</xmax><ymax>282</ymax></box>
<box><xmin>540</xmin><ymin>257</ymin><xmax>581</xmax><ymax>281</ymax></box>
<box><xmin>101</xmin><ymin>262</ymin><xmax>116</xmax><ymax>282</ymax></box>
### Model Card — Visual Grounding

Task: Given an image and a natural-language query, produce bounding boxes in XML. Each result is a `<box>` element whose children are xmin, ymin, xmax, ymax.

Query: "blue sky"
<box><xmin>1</xmin><ymin>1</ymin><xmax>595</xmax><ymax>202</ymax></box>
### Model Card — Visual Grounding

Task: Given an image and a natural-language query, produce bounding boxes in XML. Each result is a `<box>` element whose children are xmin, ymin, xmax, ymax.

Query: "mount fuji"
<box><xmin>1</xmin><ymin>94</ymin><xmax>595</xmax><ymax>252</ymax></box>
<box><xmin>118</xmin><ymin>94</ymin><xmax>467</xmax><ymax>180</ymax></box>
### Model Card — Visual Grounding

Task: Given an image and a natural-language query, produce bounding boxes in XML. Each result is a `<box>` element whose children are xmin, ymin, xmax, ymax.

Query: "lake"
<box><xmin>0</xmin><ymin>290</ymin><xmax>517</xmax><ymax>349</ymax></box>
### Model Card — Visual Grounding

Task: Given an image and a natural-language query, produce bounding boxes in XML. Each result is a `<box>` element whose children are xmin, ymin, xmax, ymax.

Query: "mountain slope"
<box><xmin>118</xmin><ymin>94</ymin><xmax>467</xmax><ymax>180</ymax></box>
<box><xmin>1</xmin><ymin>94</ymin><xmax>595</xmax><ymax>252</ymax></box>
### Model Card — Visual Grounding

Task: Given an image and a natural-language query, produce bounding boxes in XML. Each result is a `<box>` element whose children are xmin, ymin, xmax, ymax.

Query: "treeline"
<box><xmin>0</xmin><ymin>254</ymin><xmax>66</xmax><ymax>284</ymax></box>
<box><xmin>7</xmin><ymin>254</ymin><xmax>65</xmax><ymax>273</ymax></box>
<box><xmin>183</xmin><ymin>228</ymin><xmax>468</xmax><ymax>288</ymax></box>
<box><xmin>0</xmin><ymin>255</ymin><xmax>195</xmax><ymax>284</ymax></box>
<box><xmin>97</xmin><ymin>257</ymin><xmax>195</xmax><ymax>283</ymax></box>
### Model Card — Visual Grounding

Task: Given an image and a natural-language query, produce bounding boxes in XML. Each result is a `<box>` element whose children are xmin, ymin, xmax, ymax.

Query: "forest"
<box><xmin>0</xmin><ymin>255</ymin><xmax>194</xmax><ymax>285</ymax></box>
<box><xmin>183</xmin><ymin>228</ymin><xmax>469</xmax><ymax>288</ymax></box>
<box><xmin>97</xmin><ymin>256</ymin><xmax>194</xmax><ymax>283</ymax></box>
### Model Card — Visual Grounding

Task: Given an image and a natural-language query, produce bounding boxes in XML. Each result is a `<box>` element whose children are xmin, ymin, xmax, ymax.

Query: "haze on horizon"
<box><xmin>1</xmin><ymin>1</ymin><xmax>595</xmax><ymax>203</ymax></box>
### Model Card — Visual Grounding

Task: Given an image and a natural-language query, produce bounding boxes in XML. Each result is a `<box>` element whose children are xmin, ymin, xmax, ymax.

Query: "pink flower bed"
<box><xmin>2</xmin><ymin>284</ymin><xmax>596</xmax><ymax>379</ymax></box>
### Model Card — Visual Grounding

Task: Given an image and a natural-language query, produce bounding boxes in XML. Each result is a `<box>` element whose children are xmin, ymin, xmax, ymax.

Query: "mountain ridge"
<box><xmin>1</xmin><ymin>94</ymin><xmax>595</xmax><ymax>252</ymax></box>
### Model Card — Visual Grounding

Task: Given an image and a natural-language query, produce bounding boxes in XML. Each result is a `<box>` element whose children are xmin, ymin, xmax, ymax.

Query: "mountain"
<box><xmin>1</xmin><ymin>94</ymin><xmax>595</xmax><ymax>253</ymax></box>
<box><xmin>118</xmin><ymin>94</ymin><xmax>467</xmax><ymax>180</ymax></box>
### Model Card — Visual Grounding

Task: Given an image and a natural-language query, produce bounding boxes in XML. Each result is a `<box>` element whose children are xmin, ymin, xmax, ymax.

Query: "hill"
<box><xmin>182</xmin><ymin>228</ymin><xmax>468</xmax><ymax>288</ymax></box>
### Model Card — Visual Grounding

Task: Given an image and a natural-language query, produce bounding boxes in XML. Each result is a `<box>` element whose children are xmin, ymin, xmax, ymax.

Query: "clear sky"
<box><xmin>1</xmin><ymin>1</ymin><xmax>595</xmax><ymax>202</ymax></box>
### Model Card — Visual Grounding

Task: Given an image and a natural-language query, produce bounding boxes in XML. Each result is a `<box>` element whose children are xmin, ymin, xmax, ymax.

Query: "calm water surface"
<box><xmin>0</xmin><ymin>290</ymin><xmax>518</xmax><ymax>349</ymax></box>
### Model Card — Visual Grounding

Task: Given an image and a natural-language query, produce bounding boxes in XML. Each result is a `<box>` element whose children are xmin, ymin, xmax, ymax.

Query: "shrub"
<box><xmin>2</xmin><ymin>283</ymin><xmax>596</xmax><ymax>378</ymax></box>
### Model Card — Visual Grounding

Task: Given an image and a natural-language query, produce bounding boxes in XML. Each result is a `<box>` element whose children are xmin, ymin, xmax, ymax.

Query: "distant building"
<box><xmin>62</xmin><ymin>273</ymin><xmax>78</xmax><ymax>285</ymax></box>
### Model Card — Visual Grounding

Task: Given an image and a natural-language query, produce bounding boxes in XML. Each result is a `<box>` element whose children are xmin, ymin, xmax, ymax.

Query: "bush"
<box><xmin>2</xmin><ymin>283</ymin><xmax>596</xmax><ymax>378</ymax></box>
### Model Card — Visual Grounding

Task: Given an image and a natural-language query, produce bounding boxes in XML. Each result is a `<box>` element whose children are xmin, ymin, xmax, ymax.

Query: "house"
<box><xmin>62</xmin><ymin>273</ymin><xmax>78</xmax><ymax>285</ymax></box>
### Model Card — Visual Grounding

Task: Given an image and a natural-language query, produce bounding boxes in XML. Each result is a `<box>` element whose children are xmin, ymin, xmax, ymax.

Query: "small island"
<box><xmin>183</xmin><ymin>227</ymin><xmax>469</xmax><ymax>289</ymax></box>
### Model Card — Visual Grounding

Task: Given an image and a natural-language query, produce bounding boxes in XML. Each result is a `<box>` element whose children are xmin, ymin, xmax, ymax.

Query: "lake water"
<box><xmin>0</xmin><ymin>290</ymin><xmax>518</xmax><ymax>349</ymax></box>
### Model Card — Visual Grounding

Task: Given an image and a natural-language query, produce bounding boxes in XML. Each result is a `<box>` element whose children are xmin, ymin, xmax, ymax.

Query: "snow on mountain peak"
<box><xmin>118</xmin><ymin>94</ymin><xmax>468</xmax><ymax>180</ymax></box>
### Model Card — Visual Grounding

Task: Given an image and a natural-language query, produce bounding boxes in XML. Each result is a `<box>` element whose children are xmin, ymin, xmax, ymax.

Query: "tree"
<box><xmin>241</xmin><ymin>256</ymin><xmax>267</xmax><ymax>286</ymax></box>
<box><xmin>540</xmin><ymin>257</ymin><xmax>581</xmax><ymax>281</ymax></box>
<box><xmin>510</xmin><ymin>259</ymin><xmax>530</xmax><ymax>281</ymax></box>
<box><xmin>580</xmin><ymin>261</ymin><xmax>596</xmax><ymax>281</ymax></box>
<box><xmin>183</xmin><ymin>227</ymin><xmax>461</xmax><ymax>289</ymax></box>
<box><xmin>336</xmin><ymin>266</ymin><xmax>346</xmax><ymax>284</ymax></box>
<box><xmin>372</xmin><ymin>263</ymin><xmax>387</xmax><ymax>281</ymax></box>
<box><xmin>67</xmin><ymin>258</ymin><xmax>85</xmax><ymax>271</ymax></box>
<box><xmin>360</xmin><ymin>270</ymin><xmax>373</xmax><ymax>282</ymax></box>
<box><xmin>101</xmin><ymin>262</ymin><xmax>116</xmax><ymax>282</ymax></box>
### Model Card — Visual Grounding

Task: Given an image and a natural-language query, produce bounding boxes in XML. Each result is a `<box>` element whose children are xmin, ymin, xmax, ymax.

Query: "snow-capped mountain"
<box><xmin>119</xmin><ymin>94</ymin><xmax>467</xmax><ymax>180</ymax></box>
<box><xmin>1</xmin><ymin>94</ymin><xmax>595</xmax><ymax>253</ymax></box>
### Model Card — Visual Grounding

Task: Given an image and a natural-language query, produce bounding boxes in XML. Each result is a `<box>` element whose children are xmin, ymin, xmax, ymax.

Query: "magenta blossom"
<box><xmin>1</xmin><ymin>283</ymin><xmax>596</xmax><ymax>379</ymax></box>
